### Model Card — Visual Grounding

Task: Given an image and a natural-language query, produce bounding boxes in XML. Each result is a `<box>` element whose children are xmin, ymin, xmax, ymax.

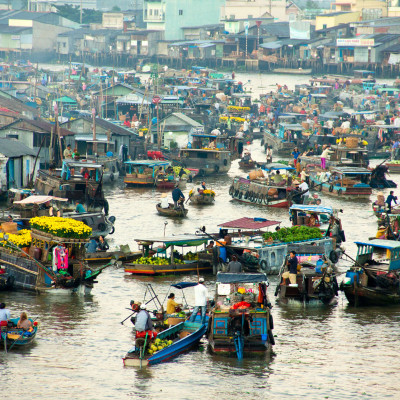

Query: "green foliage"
<box><xmin>262</xmin><ymin>226</ymin><xmax>322</xmax><ymax>243</ymax></box>
<box><xmin>111</xmin><ymin>5</ymin><xmax>121</xmax><ymax>11</ymax></box>
<box><xmin>55</xmin><ymin>4</ymin><xmax>102</xmax><ymax>24</ymax></box>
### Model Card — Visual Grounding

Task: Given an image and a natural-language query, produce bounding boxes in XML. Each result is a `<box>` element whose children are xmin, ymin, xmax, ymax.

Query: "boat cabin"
<box><xmin>355</xmin><ymin>240</ymin><xmax>400</xmax><ymax>272</ymax></box>
<box><xmin>278</xmin><ymin>123</ymin><xmax>304</xmax><ymax>142</ymax></box>
<box><xmin>289</xmin><ymin>204</ymin><xmax>335</xmax><ymax>234</ymax></box>
<box><xmin>123</xmin><ymin>160</ymin><xmax>174</xmax><ymax>187</ymax></box>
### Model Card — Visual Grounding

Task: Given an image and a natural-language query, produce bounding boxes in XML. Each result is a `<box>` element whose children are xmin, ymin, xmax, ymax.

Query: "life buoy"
<box><xmin>223</xmin><ymin>159</ymin><xmax>228</xmax><ymax>166</ymax></box>
<box><xmin>329</xmin><ymin>250</ymin><xmax>339</xmax><ymax>264</ymax></box>
<box><xmin>234</xmin><ymin>189</ymin><xmax>239</xmax><ymax>197</ymax></box>
<box><xmin>110</xmin><ymin>173</ymin><xmax>114</xmax><ymax>181</ymax></box>
<box><xmin>98</xmin><ymin>222</ymin><xmax>106</xmax><ymax>232</ymax></box>
<box><xmin>244</xmin><ymin>191</ymin><xmax>249</xmax><ymax>199</ymax></box>
<box><xmin>214</xmin><ymin>165</ymin><xmax>220</xmax><ymax>173</ymax></box>
<box><xmin>109</xmin><ymin>226</ymin><xmax>115</xmax><ymax>235</ymax></box>
<box><xmin>329</xmin><ymin>185</ymin><xmax>334</xmax><ymax>192</ymax></box>
<box><xmin>238</xmin><ymin>191</ymin><xmax>243</xmax><ymax>199</ymax></box>
<box><xmin>337</xmin><ymin>188</ymin><xmax>343</xmax><ymax>195</ymax></box>
<box><xmin>259</xmin><ymin>194</ymin><xmax>264</xmax><ymax>203</ymax></box>
<box><xmin>229</xmin><ymin>185</ymin><xmax>234</xmax><ymax>196</ymax></box>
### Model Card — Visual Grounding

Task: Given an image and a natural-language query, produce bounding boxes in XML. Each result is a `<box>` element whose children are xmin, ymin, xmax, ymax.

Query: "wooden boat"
<box><xmin>309</xmin><ymin>167</ymin><xmax>372</xmax><ymax>199</ymax></box>
<box><xmin>229</xmin><ymin>163</ymin><xmax>297</xmax><ymax>208</ymax></box>
<box><xmin>1</xmin><ymin>318</ymin><xmax>38</xmax><ymax>348</ymax></box>
<box><xmin>179</xmin><ymin>134</ymin><xmax>231</xmax><ymax>175</ymax></box>
<box><xmin>124</xmin><ymin>234</ymin><xmax>212</xmax><ymax>275</ymax></box>
<box><xmin>124</xmin><ymin>160</ymin><xmax>177</xmax><ymax>188</ymax></box>
<box><xmin>385</xmin><ymin>161</ymin><xmax>400</xmax><ymax>173</ymax></box>
<box><xmin>123</xmin><ymin>321</ymin><xmax>206</xmax><ymax>366</ymax></box>
<box><xmin>273</xmin><ymin>68</ymin><xmax>312</xmax><ymax>75</ymax></box>
<box><xmin>276</xmin><ymin>259</ymin><xmax>339</xmax><ymax>305</ymax></box>
<box><xmin>207</xmin><ymin>272</ymin><xmax>274</xmax><ymax>358</ymax></box>
<box><xmin>188</xmin><ymin>189</ymin><xmax>215</xmax><ymax>205</ymax></box>
<box><xmin>0</xmin><ymin>272</ymin><xmax>14</xmax><ymax>291</ymax></box>
<box><xmin>156</xmin><ymin>203</ymin><xmax>188</xmax><ymax>217</ymax></box>
<box><xmin>84</xmin><ymin>250</ymin><xmax>141</xmax><ymax>265</ymax></box>
<box><xmin>341</xmin><ymin>240</ymin><xmax>400</xmax><ymax>306</ymax></box>
<box><xmin>239</xmin><ymin>158</ymin><xmax>257</xmax><ymax>170</ymax></box>
<box><xmin>34</xmin><ymin>160</ymin><xmax>107</xmax><ymax>212</ymax></box>
<box><xmin>0</xmin><ymin>218</ymin><xmax>111</xmax><ymax>294</ymax></box>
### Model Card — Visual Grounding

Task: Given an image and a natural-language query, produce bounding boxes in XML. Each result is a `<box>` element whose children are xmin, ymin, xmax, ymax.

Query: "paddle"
<box><xmin>121</xmin><ymin>312</ymin><xmax>136</xmax><ymax>325</ymax></box>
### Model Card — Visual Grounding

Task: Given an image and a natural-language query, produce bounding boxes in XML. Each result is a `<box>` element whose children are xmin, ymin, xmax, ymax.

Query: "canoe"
<box><xmin>156</xmin><ymin>203</ymin><xmax>188</xmax><ymax>217</ymax></box>
<box><xmin>188</xmin><ymin>193</ymin><xmax>215</xmax><ymax>205</ymax></box>
<box><xmin>1</xmin><ymin>318</ymin><xmax>38</xmax><ymax>347</ymax></box>
<box><xmin>123</xmin><ymin>321</ymin><xmax>206</xmax><ymax>366</ymax></box>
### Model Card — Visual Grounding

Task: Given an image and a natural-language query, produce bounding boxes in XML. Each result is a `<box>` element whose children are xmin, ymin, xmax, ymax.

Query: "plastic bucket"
<box><xmin>261</xmin><ymin>334</ymin><xmax>268</xmax><ymax>341</ymax></box>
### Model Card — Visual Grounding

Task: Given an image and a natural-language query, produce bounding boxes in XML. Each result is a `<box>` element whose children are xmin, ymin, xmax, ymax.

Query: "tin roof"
<box><xmin>218</xmin><ymin>217</ymin><xmax>280</xmax><ymax>229</ymax></box>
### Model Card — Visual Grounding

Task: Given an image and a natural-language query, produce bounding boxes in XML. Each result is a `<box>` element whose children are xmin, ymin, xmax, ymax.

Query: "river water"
<box><xmin>2</xmin><ymin>73</ymin><xmax>400</xmax><ymax>399</ymax></box>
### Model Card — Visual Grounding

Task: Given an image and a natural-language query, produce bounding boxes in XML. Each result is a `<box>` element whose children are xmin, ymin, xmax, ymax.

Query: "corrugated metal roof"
<box><xmin>0</xmin><ymin>138</ymin><xmax>36</xmax><ymax>157</ymax></box>
<box><xmin>218</xmin><ymin>217</ymin><xmax>280</xmax><ymax>229</ymax></box>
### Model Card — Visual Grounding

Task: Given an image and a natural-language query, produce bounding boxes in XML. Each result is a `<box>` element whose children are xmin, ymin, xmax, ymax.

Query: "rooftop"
<box><xmin>0</xmin><ymin>137</ymin><xmax>36</xmax><ymax>157</ymax></box>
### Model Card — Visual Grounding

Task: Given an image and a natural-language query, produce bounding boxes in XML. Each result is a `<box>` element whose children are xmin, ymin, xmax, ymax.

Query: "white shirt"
<box><xmin>394</xmin><ymin>117</ymin><xmax>400</xmax><ymax>127</ymax></box>
<box><xmin>299</xmin><ymin>181</ymin><xmax>309</xmax><ymax>193</ymax></box>
<box><xmin>211</xmin><ymin>128</ymin><xmax>221</xmax><ymax>135</ymax></box>
<box><xmin>194</xmin><ymin>283</ymin><xmax>208</xmax><ymax>306</ymax></box>
<box><xmin>321</xmin><ymin>148</ymin><xmax>331</xmax><ymax>158</ymax></box>
<box><xmin>266</xmin><ymin>148</ymin><xmax>273</xmax><ymax>157</ymax></box>
<box><xmin>0</xmin><ymin>308</ymin><xmax>10</xmax><ymax>321</ymax></box>
<box><xmin>341</xmin><ymin>121</ymin><xmax>350</xmax><ymax>129</ymax></box>
<box><xmin>300</xmin><ymin>170</ymin><xmax>307</xmax><ymax>181</ymax></box>
<box><xmin>160</xmin><ymin>197</ymin><xmax>169</xmax><ymax>208</ymax></box>
<box><xmin>243</xmin><ymin>121</ymin><xmax>249</xmax><ymax>131</ymax></box>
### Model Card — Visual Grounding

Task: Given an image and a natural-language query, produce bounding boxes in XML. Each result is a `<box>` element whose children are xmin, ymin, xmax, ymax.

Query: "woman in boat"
<box><xmin>166</xmin><ymin>293</ymin><xmax>182</xmax><ymax>315</ymax></box>
<box><xmin>97</xmin><ymin>235</ymin><xmax>109</xmax><ymax>251</ymax></box>
<box><xmin>17</xmin><ymin>312</ymin><xmax>32</xmax><ymax>330</ymax></box>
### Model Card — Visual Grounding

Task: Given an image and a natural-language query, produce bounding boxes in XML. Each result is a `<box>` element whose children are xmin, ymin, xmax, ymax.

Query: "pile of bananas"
<box><xmin>148</xmin><ymin>338</ymin><xmax>173</xmax><ymax>355</ymax></box>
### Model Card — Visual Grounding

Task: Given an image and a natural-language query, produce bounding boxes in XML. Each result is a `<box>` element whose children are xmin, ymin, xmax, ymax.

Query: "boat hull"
<box><xmin>1</xmin><ymin>318</ymin><xmax>37</xmax><ymax>347</ymax></box>
<box><xmin>189</xmin><ymin>195</ymin><xmax>215</xmax><ymax>205</ymax></box>
<box><xmin>342</xmin><ymin>284</ymin><xmax>400</xmax><ymax>306</ymax></box>
<box><xmin>156</xmin><ymin>204</ymin><xmax>188</xmax><ymax>217</ymax></box>
<box><xmin>386</xmin><ymin>163</ymin><xmax>400</xmax><ymax>173</ymax></box>
<box><xmin>310</xmin><ymin>176</ymin><xmax>372</xmax><ymax>199</ymax></box>
<box><xmin>124</xmin><ymin>262</ymin><xmax>212</xmax><ymax>275</ymax></box>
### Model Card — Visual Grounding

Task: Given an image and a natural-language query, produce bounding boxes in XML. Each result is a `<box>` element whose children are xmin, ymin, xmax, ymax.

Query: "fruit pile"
<box><xmin>184</xmin><ymin>251</ymin><xmax>198</xmax><ymax>261</ymax></box>
<box><xmin>135</xmin><ymin>256</ymin><xmax>184</xmax><ymax>265</ymax></box>
<box><xmin>148</xmin><ymin>338</ymin><xmax>173</xmax><ymax>355</ymax></box>
<box><xmin>388</xmin><ymin>160</ymin><xmax>400</xmax><ymax>164</ymax></box>
<box><xmin>262</xmin><ymin>226</ymin><xmax>322</xmax><ymax>243</ymax></box>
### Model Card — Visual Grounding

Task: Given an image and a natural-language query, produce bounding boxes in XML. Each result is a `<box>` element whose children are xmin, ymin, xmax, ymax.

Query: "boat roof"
<box><xmin>355</xmin><ymin>239</ymin><xmax>400</xmax><ymax>250</ymax></box>
<box><xmin>331</xmin><ymin>167</ymin><xmax>371</xmax><ymax>175</ymax></box>
<box><xmin>135</xmin><ymin>234</ymin><xmax>208</xmax><ymax>246</ymax></box>
<box><xmin>290</xmin><ymin>204</ymin><xmax>333</xmax><ymax>214</ymax></box>
<box><xmin>218</xmin><ymin>217</ymin><xmax>281</xmax><ymax>229</ymax></box>
<box><xmin>63</xmin><ymin>160</ymin><xmax>102</xmax><ymax>168</ymax></box>
<box><xmin>279</xmin><ymin>123</ymin><xmax>304</xmax><ymax>130</ymax></box>
<box><xmin>124</xmin><ymin>160</ymin><xmax>170</xmax><ymax>167</ymax></box>
<box><xmin>262</xmin><ymin>162</ymin><xmax>295</xmax><ymax>171</ymax></box>
<box><xmin>171</xmin><ymin>282</ymin><xmax>198</xmax><ymax>289</ymax></box>
<box><xmin>216</xmin><ymin>272</ymin><xmax>267</xmax><ymax>284</ymax></box>
<box><xmin>14</xmin><ymin>195</ymin><xmax>68</xmax><ymax>205</ymax></box>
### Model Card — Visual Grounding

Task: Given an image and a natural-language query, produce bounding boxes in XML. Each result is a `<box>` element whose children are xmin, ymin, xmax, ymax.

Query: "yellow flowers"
<box><xmin>30</xmin><ymin>216</ymin><xmax>92</xmax><ymax>239</ymax></box>
<box><xmin>227</xmin><ymin>106</ymin><xmax>250</xmax><ymax>113</ymax></box>
<box><xmin>203</xmin><ymin>189</ymin><xmax>215</xmax><ymax>196</ymax></box>
<box><xmin>0</xmin><ymin>230</ymin><xmax>32</xmax><ymax>248</ymax></box>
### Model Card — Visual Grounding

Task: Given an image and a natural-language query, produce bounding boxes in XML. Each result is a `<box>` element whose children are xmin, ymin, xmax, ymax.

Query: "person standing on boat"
<box><xmin>266</xmin><ymin>146</ymin><xmax>273</xmax><ymax>163</ymax></box>
<box><xmin>282</xmin><ymin>251</ymin><xmax>298</xmax><ymax>285</ymax></box>
<box><xmin>189</xmin><ymin>277</ymin><xmax>208</xmax><ymax>324</ymax></box>
<box><xmin>320</xmin><ymin>145</ymin><xmax>331</xmax><ymax>170</ymax></box>
<box><xmin>63</xmin><ymin>144</ymin><xmax>72</xmax><ymax>159</ymax></box>
<box><xmin>299</xmin><ymin>178</ymin><xmax>309</xmax><ymax>204</ymax></box>
<box><xmin>291</xmin><ymin>147</ymin><xmax>300</xmax><ymax>167</ymax></box>
<box><xmin>172</xmin><ymin>184</ymin><xmax>185</xmax><ymax>210</ymax></box>
<box><xmin>0</xmin><ymin>303</ymin><xmax>10</xmax><ymax>322</ymax></box>
<box><xmin>135</xmin><ymin>305</ymin><xmax>156</xmax><ymax>337</ymax></box>
<box><xmin>386</xmin><ymin>191</ymin><xmax>398</xmax><ymax>213</ymax></box>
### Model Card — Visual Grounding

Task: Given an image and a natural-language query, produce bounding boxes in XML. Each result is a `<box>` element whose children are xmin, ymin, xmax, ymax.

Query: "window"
<box><xmin>179</xmin><ymin>9</ymin><xmax>183</xmax><ymax>15</ymax></box>
<box><xmin>154</xmin><ymin>9</ymin><xmax>158</xmax><ymax>16</ymax></box>
<box><xmin>323</xmin><ymin>24</ymin><xmax>327</xmax><ymax>30</ymax></box>
<box><xmin>149</xmin><ymin>9</ymin><xmax>153</xmax><ymax>15</ymax></box>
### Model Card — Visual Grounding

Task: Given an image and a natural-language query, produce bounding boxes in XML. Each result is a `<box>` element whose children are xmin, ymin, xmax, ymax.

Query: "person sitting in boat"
<box><xmin>242</xmin><ymin>152</ymin><xmax>251</xmax><ymax>163</ymax></box>
<box><xmin>166</xmin><ymin>293</ymin><xmax>182</xmax><ymax>315</ymax></box>
<box><xmin>0</xmin><ymin>303</ymin><xmax>10</xmax><ymax>323</ymax></box>
<box><xmin>211</xmin><ymin>127</ymin><xmax>221</xmax><ymax>135</ymax></box>
<box><xmin>281</xmin><ymin>251</ymin><xmax>299</xmax><ymax>285</ymax></box>
<box><xmin>206</xmin><ymin>241</ymin><xmax>214</xmax><ymax>251</ymax></box>
<box><xmin>209</xmin><ymin>139</ymin><xmax>216</xmax><ymax>149</ymax></box>
<box><xmin>201</xmin><ymin>181</ymin><xmax>207</xmax><ymax>190</ymax></box>
<box><xmin>85</xmin><ymin>238</ymin><xmax>98</xmax><ymax>253</ymax></box>
<box><xmin>271</xmin><ymin>170</ymin><xmax>282</xmax><ymax>184</ymax></box>
<box><xmin>160</xmin><ymin>193</ymin><xmax>169</xmax><ymax>209</ymax></box>
<box><xmin>75</xmin><ymin>200</ymin><xmax>86</xmax><ymax>213</ymax></box>
<box><xmin>97</xmin><ymin>235</ymin><xmax>109</xmax><ymax>251</ymax></box>
<box><xmin>309</xmin><ymin>213</ymin><xmax>319</xmax><ymax>227</ymax></box>
<box><xmin>189</xmin><ymin>277</ymin><xmax>208</xmax><ymax>325</ymax></box>
<box><xmin>227</xmin><ymin>254</ymin><xmax>242</xmax><ymax>273</ymax></box>
<box><xmin>172</xmin><ymin>185</ymin><xmax>185</xmax><ymax>210</ymax></box>
<box><xmin>17</xmin><ymin>312</ymin><xmax>32</xmax><ymax>330</ymax></box>
<box><xmin>134</xmin><ymin>304</ymin><xmax>156</xmax><ymax>339</ymax></box>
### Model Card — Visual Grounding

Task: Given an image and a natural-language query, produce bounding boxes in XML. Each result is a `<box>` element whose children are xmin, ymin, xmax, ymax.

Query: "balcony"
<box><xmin>144</xmin><ymin>11</ymin><xmax>165</xmax><ymax>22</ymax></box>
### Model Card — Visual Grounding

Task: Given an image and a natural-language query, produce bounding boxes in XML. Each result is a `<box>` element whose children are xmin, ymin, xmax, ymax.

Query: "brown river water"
<box><xmin>2</xmin><ymin>73</ymin><xmax>400</xmax><ymax>399</ymax></box>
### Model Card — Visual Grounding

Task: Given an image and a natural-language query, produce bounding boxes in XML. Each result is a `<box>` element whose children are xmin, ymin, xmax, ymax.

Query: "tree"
<box><xmin>111</xmin><ymin>5</ymin><xmax>121</xmax><ymax>12</ymax></box>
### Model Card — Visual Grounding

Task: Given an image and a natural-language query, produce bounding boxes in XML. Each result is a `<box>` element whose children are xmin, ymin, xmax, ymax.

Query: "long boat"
<box><xmin>309</xmin><ymin>167</ymin><xmax>372</xmax><ymax>198</ymax></box>
<box><xmin>207</xmin><ymin>272</ymin><xmax>274</xmax><ymax>358</ymax></box>
<box><xmin>341</xmin><ymin>239</ymin><xmax>400</xmax><ymax>306</ymax></box>
<box><xmin>124</xmin><ymin>234</ymin><xmax>212</xmax><ymax>275</ymax></box>
<box><xmin>123</xmin><ymin>321</ymin><xmax>206</xmax><ymax>366</ymax></box>
<box><xmin>1</xmin><ymin>318</ymin><xmax>38</xmax><ymax>348</ymax></box>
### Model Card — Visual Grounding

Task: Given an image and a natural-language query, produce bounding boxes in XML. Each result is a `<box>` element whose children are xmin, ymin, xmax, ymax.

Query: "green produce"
<box><xmin>262</xmin><ymin>226</ymin><xmax>322</xmax><ymax>243</ymax></box>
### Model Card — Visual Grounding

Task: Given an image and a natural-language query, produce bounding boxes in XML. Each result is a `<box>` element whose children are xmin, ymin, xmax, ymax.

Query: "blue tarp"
<box><xmin>216</xmin><ymin>272</ymin><xmax>267</xmax><ymax>284</ymax></box>
<box><xmin>171</xmin><ymin>282</ymin><xmax>199</xmax><ymax>289</ymax></box>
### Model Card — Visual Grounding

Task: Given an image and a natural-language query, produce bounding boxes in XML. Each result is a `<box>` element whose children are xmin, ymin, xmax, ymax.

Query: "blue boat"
<box><xmin>1</xmin><ymin>318</ymin><xmax>38</xmax><ymax>349</ymax></box>
<box><xmin>123</xmin><ymin>321</ymin><xmax>206</xmax><ymax>367</ymax></box>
